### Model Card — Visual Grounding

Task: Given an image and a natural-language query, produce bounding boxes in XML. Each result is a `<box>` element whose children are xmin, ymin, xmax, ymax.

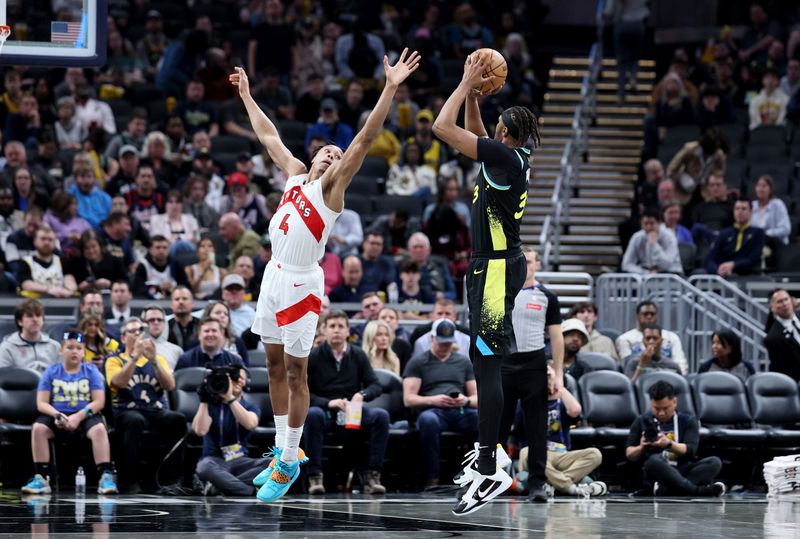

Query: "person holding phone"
<box><xmin>625</xmin><ymin>381</ymin><xmax>725</xmax><ymax>497</ymax></box>
<box><xmin>402</xmin><ymin>319</ymin><xmax>478</xmax><ymax>488</ymax></box>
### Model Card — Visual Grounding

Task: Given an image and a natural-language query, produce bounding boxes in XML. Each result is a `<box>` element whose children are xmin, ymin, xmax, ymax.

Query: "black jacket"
<box><xmin>308</xmin><ymin>342</ymin><xmax>381</xmax><ymax>408</ymax></box>
<box><xmin>764</xmin><ymin>315</ymin><xmax>800</xmax><ymax>382</ymax></box>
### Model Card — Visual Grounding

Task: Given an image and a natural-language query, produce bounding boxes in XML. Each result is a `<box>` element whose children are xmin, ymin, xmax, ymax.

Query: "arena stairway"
<box><xmin>523</xmin><ymin>57</ymin><xmax>655</xmax><ymax>275</ymax></box>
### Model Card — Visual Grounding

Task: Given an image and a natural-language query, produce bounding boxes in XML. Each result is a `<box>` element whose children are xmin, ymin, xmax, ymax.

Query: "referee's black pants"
<box><xmin>498</xmin><ymin>350</ymin><xmax>548</xmax><ymax>487</ymax></box>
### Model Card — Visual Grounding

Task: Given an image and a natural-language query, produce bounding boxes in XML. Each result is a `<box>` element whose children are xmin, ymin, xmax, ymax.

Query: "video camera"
<box><xmin>198</xmin><ymin>364</ymin><xmax>244</xmax><ymax>403</ymax></box>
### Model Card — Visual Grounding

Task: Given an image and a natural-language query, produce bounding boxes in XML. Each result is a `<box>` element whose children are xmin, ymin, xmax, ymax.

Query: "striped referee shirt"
<box><xmin>512</xmin><ymin>283</ymin><xmax>562</xmax><ymax>353</ymax></box>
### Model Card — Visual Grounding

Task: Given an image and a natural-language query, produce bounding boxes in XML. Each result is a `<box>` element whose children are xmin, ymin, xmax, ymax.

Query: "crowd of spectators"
<box><xmin>625</xmin><ymin>1</ymin><xmax>800</xmax><ymax>278</ymax></box>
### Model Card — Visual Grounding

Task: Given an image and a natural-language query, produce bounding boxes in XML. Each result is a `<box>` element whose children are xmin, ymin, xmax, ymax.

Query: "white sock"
<box><xmin>281</xmin><ymin>426</ymin><xmax>304</xmax><ymax>464</ymax></box>
<box><xmin>274</xmin><ymin>415</ymin><xmax>288</xmax><ymax>449</ymax></box>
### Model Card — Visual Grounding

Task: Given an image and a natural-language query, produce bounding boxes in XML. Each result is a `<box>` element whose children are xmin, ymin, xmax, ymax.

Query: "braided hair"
<box><xmin>502</xmin><ymin>106</ymin><xmax>541</xmax><ymax>148</ymax></box>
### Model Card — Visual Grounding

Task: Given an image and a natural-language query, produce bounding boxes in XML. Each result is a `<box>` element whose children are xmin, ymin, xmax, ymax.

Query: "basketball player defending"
<box><xmin>229</xmin><ymin>49</ymin><xmax>420</xmax><ymax>502</ymax></box>
<box><xmin>432</xmin><ymin>55</ymin><xmax>553</xmax><ymax>515</ymax></box>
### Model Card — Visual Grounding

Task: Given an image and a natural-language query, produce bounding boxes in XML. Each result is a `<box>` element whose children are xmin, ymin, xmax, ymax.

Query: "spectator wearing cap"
<box><xmin>403</xmin><ymin>318</ymin><xmax>478</xmax><ymax>487</ymax></box>
<box><xmin>173</xmin><ymin>79</ymin><xmax>219</xmax><ymax>137</ymax></box>
<box><xmin>232</xmin><ymin>255</ymin><xmax>259</xmax><ymax>302</ymax></box>
<box><xmin>253</xmin><ymin>66</ymin><xmax>294</xmax><ymax>121</ymax></box>
<box><xmin>561</xmin><ymin>318</ymin><xmax>592</xmax><ymax>381</ymax></box>
<box><xmin>411</xmin><ymin>299</ymin><xmax>471</xmax><ymax>357</ymax></box>
<box><xmin>220</xmin><ymin>172</ymin><xmax>270</xmax><ymax>235</ymax></box>
<box><xmin>304</xmin><ymin>97</ymin><xmax>355</xmax><ymax>151</ymax></box>
<box><xmin>403</xmin><ymin>109</ymin><xmax>446</xmax><ymax>174</ymax></box>
<box><xmin>54</xmin><ymin>96</ymin><xmax>87</xmax><ymax>150</ymax></box>
<box><xmin>219</xmin><ymin>213</ymin><xmax>261</xmax><ymax>271</ymax></box>
<box><xmin>149</xmin><ymin>190</ymin><xmax>201</xmax><ymax>253</ymax></box>
<box><xmin>221</xmin><ymin>273</ymin><xmax>256</xmax><ymax>338</ymax></box>
<box><xmin>104</xmin><ymin>108</ymin><xmax>148</xmax><ymax>162</ymax></box>
<box><xmin>135</xmin><ymin>9</ymin><xmax>168</xmax><ymax>80</ymax></box>
<box><xmin>68</xmin><ymin>166</ymin><xmax>112</xmax><ymax>229</ymax></box>
<box><xmin>106</xmin><ymin>145</ymin><xmax>140</xmax><ymax>197</ymax></box>
<box><xmin>233</xmin><ymin>150</ymin><xmax>273</xmax><ymax>196</ymax></box>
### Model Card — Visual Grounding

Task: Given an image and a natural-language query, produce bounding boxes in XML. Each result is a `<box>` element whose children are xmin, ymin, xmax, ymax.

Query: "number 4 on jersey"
<box><xmin>279</xmin><ymin>214</ymin><xmax>290</xmax><ymax>234</ymax></box>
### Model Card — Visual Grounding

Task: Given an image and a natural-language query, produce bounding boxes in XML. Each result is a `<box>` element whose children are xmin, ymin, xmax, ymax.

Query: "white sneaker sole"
<box><xmin>452</xmin><ymin>470</ymin><xmax>513</xmax><ymax>516</ymax></box>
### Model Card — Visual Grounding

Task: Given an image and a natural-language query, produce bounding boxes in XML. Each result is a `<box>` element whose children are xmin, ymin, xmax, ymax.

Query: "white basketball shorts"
<box><xmin>251</xmin><ymin>260</ymin><xmax>323</xmax><ymax>357</ymax></box>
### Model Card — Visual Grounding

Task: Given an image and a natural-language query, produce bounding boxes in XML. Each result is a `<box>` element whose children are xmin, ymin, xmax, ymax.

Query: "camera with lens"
<box><xmin>198</xmin><ymin>364</ymin><xmax>243</xmax><ymax>403</ymax></box>
<box><xmin>643</xmin><ymin>417</ymin><xmax>660</xmax><ymax>443</ymax></box>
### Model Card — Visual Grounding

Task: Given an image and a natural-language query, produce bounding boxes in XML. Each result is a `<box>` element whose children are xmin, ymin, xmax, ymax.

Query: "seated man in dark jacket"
<box><xmin>626</xmin><ymin>381</ymin><xmax>725</xmax><ymax>497</ymax></box>
<box><xmin>305</xmin><ymin>310</ymin><xmax>389</xmax><ymax>496</ymax></box>
<box><xmin>705</xmin><ymin>199</ymin><xmax>765</xmax><ymax>277</ymax></box>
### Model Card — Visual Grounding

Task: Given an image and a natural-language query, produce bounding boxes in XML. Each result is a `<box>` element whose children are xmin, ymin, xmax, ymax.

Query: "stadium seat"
<box><xmin>746</xmin><ymin>372</ymin><xmax>800</xmax><ymax>446</ymax></box>
<box><xmin>277</xmin><ymin>120</ymin><xmax>308</xmax><ymax>141</ymax></box>
<box><xmin>0</xmin><ymin>367</ymin><xmax>40</xmax><ymax>434</ymax></box>
<box><xmin>350</xmin><ymin>174</ymin><xmax>382</xmax><ymax>195</ymax></box>
<box><xmin>678</xmin><ymin>242</ymin><xmax>697</xmax><ymax>274</ymax></box>
<box><xmin>358</xmin><ymin>156</ymin><xmax>390</xmax><ymax>180</ymax></box>
<box><xmin>245</xmin><ymin>367</ymin><xmax>275</xmax><ymax>445</ymax></box>
<box><xmin>724</xmin><ymin>157</ymin><xmax>748</xmax><ymax>189</ymax></box>
<box><xmin>578</xmin><ymin>371</ymin><xmax>638</xmax><ymax>444</ymax></box>
<box><xmin>127</xmin><ymin>84</ymin><xmax>165</xmax><ymax>107</ymax></box>
<box><xmin>105</xmin><ymin>99</ymin><xmax>133</xmax><ymax>120</ymax></box>
<box><xmin>171</xmin><ymin>367</ymin><xmax>205</xmax><ymax>422</ymax></box>
<box><xmin>746</xmin><ymin>126</ymin><xmax>789</xmax><ymax>159</ymax></box>
<box><xmin>662</xmin><ymin>125</ymin><xmax>700</xmax><ymax>148</ymax></box>
<box><xmin>691</xmin><ymin>372</ymin><xmax>766</xmax><ymax>445</ymax></box>
<box><xmin>365</xmin><ymin>369</ymin><xmax>406</xmax><ymax>425</ymax></box>
<box><xmin>564</xmin><ymin>372</ymin><xmax>594</xmax><ymax>445</ymax></box>
<box><xmin>775</xmin><ymin>243</ymin><xmax>800</xmax><ymax>273</ymax></box>
<box><xmin>213</xmin><ymin>152</ymin><xmax>239</xmax><ymax>175</ymax></box>
<box><xmin>719</xmin><ymin>123</ymin><xmax>746</xmax><ymax>156</ymax></box>
<box><xmin>211</xmin><ymin>135</ymin><xmax>252</xmax><ymax>155</ymax></box>
<box><xmin>747</xmin><ymin>158</ymin><xmax>795</xmax><ymax>196</ymax></box>
<box><xmin>248</xmin><ymin>347</ymin><xmax>267</xmax><ymax>368</ymax></box>
<box><xmin>635</xmin><ymin>371</ymin><xmax>696</xmax><ymax>417</ymax></box>
<box><xmin>596</xmin><ymin>328</ymin><xmax>621</xmax><ymax>342</ymax></box>
<box><xmin>374</xmin><ymin>195</ymin><xmax>425</xmax><ymax>217</ymax></box>
<box><xmin>577</xmin><ymin>351</ymin><xmax>618</xmax><ymax>372</ymax></box>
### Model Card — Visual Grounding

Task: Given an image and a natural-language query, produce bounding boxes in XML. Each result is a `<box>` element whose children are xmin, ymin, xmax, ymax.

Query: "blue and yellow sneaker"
<box><xmin>22</xmin><ymin>474</ymin><xmax>51</xmax><ymax>495</ymax></box>
<box><xmin>256</xmin><ymin>459</ymin><xmax>300</xmax><ymax>502</ymax></box>
<box><xmin>98</xmin><ymin>471</ymin><xmax>118</xmax><ymax>495</ymax></box>
<box><xmin>253</xmin><ymin>447</ymin><xmax>308</xmax><ymax>487</ymax></box>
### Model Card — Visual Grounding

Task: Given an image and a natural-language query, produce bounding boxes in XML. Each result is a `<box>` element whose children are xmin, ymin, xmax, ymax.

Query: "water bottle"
<box><xmin>75</xmin><ymin>466</ymin><xmax>86</xmax><ymax>496</ymax></box>
<box><xmin>387</xmin><ymin>282</ymin><xmax>399</xmax><ymax>304</ymax></box>
<box><xmin>336</xmin><ymin>410</ymin><xmax>345</xmax><ymax>426</ymax></box>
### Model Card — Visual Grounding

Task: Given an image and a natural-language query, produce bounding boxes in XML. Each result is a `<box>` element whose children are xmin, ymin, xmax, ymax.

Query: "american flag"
<box><xmin>51</xmin><ymin>21</ymin><xmax>82</xmax><ymax>45</ymax></box>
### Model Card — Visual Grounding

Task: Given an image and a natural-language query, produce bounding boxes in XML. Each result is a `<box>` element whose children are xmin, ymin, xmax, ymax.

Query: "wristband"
<box><xmin>82</xmin><ymin>406</ymin><xmax>94</xmax><ymax>418</ymax></box>
<box><xmin>226</xmin><ymin>397</ymin><xmax>237</xmax><ymax>405</ymax></box>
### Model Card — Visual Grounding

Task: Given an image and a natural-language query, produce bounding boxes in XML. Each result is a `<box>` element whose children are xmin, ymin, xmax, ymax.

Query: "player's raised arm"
<box><xmin>322</xmin><ymin>48</ymin><xmax>421</xmax><ymax>210</ymax></box>
<box><xmin>464</xmin><ymin>88</ymin><xmax>488</xmax><ymax>138</ymax></box>
<box><xmin>432</xmin><ymin>55</ymin><xmax>492</xmax><ymax>160</ymax></box>
<box><xmin>229</xmin><ymin>67</ymin><xmax>307</xmax><ymax>178</ymax></box>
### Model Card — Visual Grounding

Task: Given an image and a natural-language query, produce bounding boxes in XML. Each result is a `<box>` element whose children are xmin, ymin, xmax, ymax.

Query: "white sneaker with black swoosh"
<box><xmin>451</xmin><ymin>465</ymin><xmax>512</xmax><ymax>516</ymax></box>
<box><xmin>453</xmin><ymin>443</ymin><xmax>512</xmax><ymax>486</ymax></box>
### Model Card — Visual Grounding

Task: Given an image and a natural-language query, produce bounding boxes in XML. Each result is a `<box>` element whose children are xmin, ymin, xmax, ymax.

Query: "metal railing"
<box><xmin>596</xmin><ymin>273</ymin><xmax>768</xmax><ymax>372</ymax></box>
<box><xmin>539</xmin><ymin>0</ymin><xmax>605</xmax><ymax>270</ymax></box>
<box><xmin>689</xmin><ymin>274</ymin><xmax>770</xmax><ymax>327</ymax></box>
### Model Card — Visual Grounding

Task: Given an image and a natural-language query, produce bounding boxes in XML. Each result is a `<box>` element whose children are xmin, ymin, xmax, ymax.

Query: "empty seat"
<box><xmin>746</xmin><ymin>125</ymin><xmax>789</xmax><ymax>158</ymax></box>
<box><xmin>564</xmin><ymin>372</ymin><xmax>593</xmax><ymax>445</ymax></box>
<box><xmin>365</xmin><ymin>369</ymin><xmax>406</xmax><ymax>425</ymax></box>
<box><xmin>0</xmin><ymin>367</ymin><xmax>40</xmax><ymax>434</ymax></box>
<box><xmin>245</xmin><ymin>367</ymin><xmax>275</xmax><ymax>443</ymax></box>
<box><xmin>359</xmin><ymin>156</ymin><xmax>390</xmax><ymax>179</ymax></box>
<box><xmin>746</xmin><ymin>372</ymin><xmax>800</xmax><ymax>446</ymax></box>
<box><xmin>691</xmin><ymin>372</ymin><xmax>766</xmax><ymax>445</ymax></box>
<box><xmin>350</xmin><ymin>174</ymin><xmax>382</xmax><ymax>195</ymax></box>
<box><xmin>171</xmin><ymin>367</ymin><xmax>206</xmax><ymax>422</ymax></box>
<box><xmin>127</xmin><ymin>84</ymin><xmax>165</xmax><ymax>107</ymax></box>
<box><xmin>662</xmin><ymin>126</ymin><xmax>701</xmax><ymax>148</ymax></box>
<box><xmin>248</xmin><ymin>348</ymin><xmax>267</xmax><ymax>368</ymax></box>
<box><xmin>344</xmin><ymin>192</ymin><xmax>374</xmax><ymax>220</ymax></box>
<box><xmin>719</xmin><ymin>123</ymin><xmax>746</xmax><ymax>156</ymax></box>
<box><xmin>596</xmin><ymin>328</ymin><xmax>621</xmax><ymax>342</ymax></box>
<box><xmin>724</xmin><ymin>157</ymin><xmax>748</xmax><ymax>188</ymax></box>
<box><xmin>578</xmin><ymin>371</ymin><xmax>639</xmax><ymax>444</ymax></box>
<box><xmin>679</xmin><ymin>242</ymin><xmax>697</xmax><ymax>274</ymax></box>
<box><xmin>212</xmin><ymin>152</ymin><xmax>239</xmax><ymax>175</ymax></box>
<box><xmin>374</xmin><ymin>195</ymin><xmax>425</xmax><ymax>217</ymax></box>
<box><xmin>635</xmin><ymin>371</ymin><xmax>696</xmax><ymax>417</ymax></box>
<box><xmin>278</xmin><ymin>120</ymin><xmax>308</xmax><ymax>141</ymax></box>
<box><xmin>577</xmin><ymin>352</ymin><xmax>618</xmax><ymax>372</ymax></box>
<box><xmin>211</xmin><ymin>135</ymin><xmax>252</xmax><ymax>155</ymax></box>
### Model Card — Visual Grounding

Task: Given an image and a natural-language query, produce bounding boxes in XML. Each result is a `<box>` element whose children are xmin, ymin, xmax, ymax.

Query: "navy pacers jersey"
<box><xmin>470</xmin><ymin>137</ymin><xmax>530</xmax><ymax>253</ymax></box>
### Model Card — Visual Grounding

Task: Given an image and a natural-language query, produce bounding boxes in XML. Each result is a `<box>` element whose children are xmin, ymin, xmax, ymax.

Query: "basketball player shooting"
<box><xmin>431</xmin><ymin>52</ymin><xmax>549</xmax><ymax>515</ymax></box>
<box><xmin>229</xmin><ymin>48</ymin><xmax>420</xmax><ymax>503</ymax></box>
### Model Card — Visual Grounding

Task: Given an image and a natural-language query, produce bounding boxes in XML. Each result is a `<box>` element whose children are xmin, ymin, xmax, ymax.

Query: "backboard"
<box><xmin>0</xmin><ymin>0</ymin><xmax>107</xmax><ymax>67</ymax></box>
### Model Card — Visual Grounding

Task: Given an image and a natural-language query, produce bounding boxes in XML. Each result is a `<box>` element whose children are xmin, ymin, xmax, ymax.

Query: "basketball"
<box><xmin>469</xmin><ymin>48</ymin><xmax>507</xmax><ymax>95</ymax></box>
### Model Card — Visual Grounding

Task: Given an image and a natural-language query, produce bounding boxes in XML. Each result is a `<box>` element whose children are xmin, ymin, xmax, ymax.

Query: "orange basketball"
<box><xmin>469</xmin><ymin>48</ymin><xmax>507</xmax><ymax>95</ymax></box>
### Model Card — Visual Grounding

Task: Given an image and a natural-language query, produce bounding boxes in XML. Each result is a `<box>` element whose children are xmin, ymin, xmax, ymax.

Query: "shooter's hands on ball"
<box><xmin>229</xmin><ymin>67</ymin><xmax>251</xmax><ymax>99</ymax></box>
<box><xmin>461</xmin><ymin>54</ymin><xmax>491</xmax><ymax>92</ymax></box>
<box><xmin>384</xmin><ymin>48</ymin><xmax>421</xmax><ymax>87</ymax></box>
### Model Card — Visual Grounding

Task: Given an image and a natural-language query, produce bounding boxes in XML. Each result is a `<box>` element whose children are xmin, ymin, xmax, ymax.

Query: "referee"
<box><xmin>498</xmin><ymin>246</ymin><xmax>563</xmax><ymax>502</ymax></box>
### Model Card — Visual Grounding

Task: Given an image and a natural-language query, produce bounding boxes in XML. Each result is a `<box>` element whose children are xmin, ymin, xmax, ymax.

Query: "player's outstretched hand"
<box><xmin>461</xmin><ymin>54</ymin><xmax>492</xmax><ymax>91</ymax></box>
<box><xmin>384</xmin><ymin>48</ymin><xmax>421</xmax><ymax>87</ymax></box>
<box><xmin>229</xmin><ymin>67</ymin><xmax>251</xmax><ymax>98</ymax></box>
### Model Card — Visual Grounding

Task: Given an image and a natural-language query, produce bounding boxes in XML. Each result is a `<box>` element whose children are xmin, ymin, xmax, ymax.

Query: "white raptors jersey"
<box><xmin>269</xmin><ymin>174</ymin><xmax>340</xmax><ymax>267</ymax></box>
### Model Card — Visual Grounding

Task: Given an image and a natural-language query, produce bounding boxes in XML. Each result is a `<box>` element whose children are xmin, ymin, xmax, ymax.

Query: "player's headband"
<box><xmin>501</xmin><ymin>108</ymin><xmax>520</xmax><ymax>141</ymax></box>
